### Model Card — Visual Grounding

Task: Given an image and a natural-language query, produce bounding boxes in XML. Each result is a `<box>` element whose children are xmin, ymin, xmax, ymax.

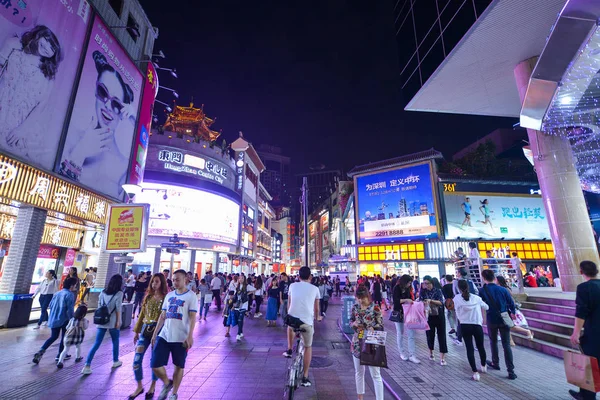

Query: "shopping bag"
<box><xmin>564</xmin><ymin>350</ymin><xmax>600</xmax><ymax>393</ymax></box>
<box><xmin>403</xmin><ymin>302</ymin><xmax>430</xmax><ymax>331</ymax></box>
<box><xmin>513</xmin><ymin>309</ymin><xmax>528</xmax><ymax>327</ymax></box>
<box><xmin>226</xmin><ymin>310</ymin><xmax>238</xmax><ymax>327</ymax></box>
<box><xmin>204</xmin><ymin>293</ymin><xmax>213</xmax><ymax>303</ymax></box>
<box><xmin>359</xmin><ymin>338</ymin><xmax>388</xmax><ymax>368</ymax></box>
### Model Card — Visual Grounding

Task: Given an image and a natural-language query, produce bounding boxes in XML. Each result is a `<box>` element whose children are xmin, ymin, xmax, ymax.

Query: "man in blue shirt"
<box><xmin>33</xmin><ymin>277</ymin><xmax>77</xmax><ymax>365</ymax></box>
<box><xmin>479</xmin><ymin>269</ymin><xmax>517</xmax><ymax>380</ymax></box>
<box><xmin>461</xmin><ymin>197</ymin><xmax>472</xmax><ymax>227</ymax></box>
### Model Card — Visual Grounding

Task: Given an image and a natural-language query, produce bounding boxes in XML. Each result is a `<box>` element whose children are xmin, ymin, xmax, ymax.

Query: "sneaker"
<box><xmin>64</xmin><ymin>354</ymin><xmax>72</xmax><ymax>360</ymax></box>
<box><xmin>452</xmin><ymin>338</ymin><xmax>463</xmax><ymax>346</ymax></box>
<box><xmin>158</xmin><ymin>380</ymin><xmax>173</xmax><ymax>400</ymax></box>
<box><xmin>569</xmin><ymin>389</ymin><xmax>584</xmax><ymax>399</ymax></box>
<box><xmin>254</xmin><ymin>314</ymin><xmax>260</xmax><ymax>318</ymax></box>
<box><xmin>32</xmin><ymin>352</ymin><xmax>43</xmax><ymax>364</ymax></box>
<box><xmin>225</xmin><ymin>332</ymin><xmax>230</xmax><ymax>337</ymax></box>
<box><xmin>112</xmin><ymin>360</ymin><xmax>123</xmax><ymax>368</ymax></box>
<box><xmin>56</xmin><ymin>362</ymin><xmax>63</xmax><ymax>369</ymax></box>
<box><xmin>168</xmin><ymin>395</ymin><xmax>178</xmax><ymax>400</ymax></box>
<box><xmin>486</xmin><ymin>361</ymin><xmax>501</xmax><ymax>370</ymax></box>
<box><xmin>239</xmin><ymin>333</ymin><xmax>244</xmax><ymax>338</ymax></box>
<box><xmin>508</xmin><ymin>372</ymin><xmax>517</xmax><ymax>380</ymax></box>
<box><xmin>400</xmin><ymin>353</ymin><xmax>408</xmax><ymax>361</ymax></box>
<box><xmin>236</xmin><ymin>334</ymin><xmax>241</xmax><ymax>342</ymax></box>
<box><xmin>472</xmin><ymin>372</ymin><xmax>480</xmax><ymax>381</ymax></box>
<box><xmin>75</xmin><ymin>357</ymin><xmax>83</xmax><ymax>363</ymax></box>
<box><xmin>448</xmin><ymin>329</ymin><xmax>456</xmax><ymax>335</ymax></box>
<box><xmin>429</xmin><ymin>354</ymin><xmax>435</xmax><ymax>361</ymax></box>
<box><xmin>42</xmin><ymin>321</ymin><xmax>48</xmax><ymax>326</ymax></box>
<box><xmin>322</xmin><ymin>312</ymin><xmax>326</xmax><ymax>317</ymax></box>
<box><xmin>300</xmin><ymin>377</ymin><xmax>312</xmax><ymax>387</ymax></box>
<box><xmin>81</xmin><ymin>365</ymin><xmax>92</xmax><ymax>375</ymax></box>
<box><xmin>408</xmin><ymin>356</ymin><xmax>421</xmax><ymax>364</ymax></box>
<box><xmin>479</xmin><ymin>365</ymin><xmax>487</xmax><ymax>374</ymax></box>
<box><xmin>203</xmin><ymin>317</ymin><xmax>207</xmax><ymax>321</ymax></box>
<box><xmin>440</xmin><ymin>359</ymin><xmax>447</xmax><ymax>366</ymax></box>
<box><xmin>283</xmin><ymin>349</ymin><xmax>292</xmax><ymax>358</ymax></box>
<box><xmin>33</xmin><ymin>325</ymin><xmax>41</xmax><ymax>330</ymax></box>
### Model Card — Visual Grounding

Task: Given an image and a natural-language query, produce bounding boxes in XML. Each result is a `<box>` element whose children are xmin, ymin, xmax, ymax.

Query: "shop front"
<box><xmin>357</xmin><ymin>243</ymin><xmax>428</xmax><ymax>278</ymax></box>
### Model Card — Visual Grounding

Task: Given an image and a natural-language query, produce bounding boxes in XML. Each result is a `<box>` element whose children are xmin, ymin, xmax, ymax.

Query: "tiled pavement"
<box><xmin>0</xmin><ymin>296</ymin><xmax>579</xmax><ymax>400</ymax></box>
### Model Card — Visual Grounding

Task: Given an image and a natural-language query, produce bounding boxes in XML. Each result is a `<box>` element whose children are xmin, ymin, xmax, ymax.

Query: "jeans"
<box><xmin>447</xmin><ymin>309</ymin><xmax>456</xmax><ymax>330</ymax></box>
<box><xmin>254</xmin><ymin>295</ymin><xmax>263</xmax><ymax>314</ymax></box>
<box><xmin>461</xmin><ymin>324</ymin><xmax>486</xmax><ymax>372</ymax></box>
<box><xmin>86</xmin><ymin>328</ymin><xmax>120</xmax><ymax>365</ymax></box>
<box><xmin>236</xmin><ymin>310</ymin><xmax>246</xmax><ymax>335</ymax></box>
<box><xmin>212</xmin><ymin>289</ymin><xmax>222</xmax><ymax>310</ymax></box>
<box><xmin>394</xmin><ymin>322</ymin><xmax>416</xmax><ymax>357</ymax></box>
<box><xmin>40</xmin><ymin>323</ymin><xmax>67</xmax><ymax>357</ymax></box>
<box><xmin>125</xmin><ymin>287</ymin><xmax>135</xmax><ymax>302</ymax></box>
<box><xmin>199</xmin><ymin>297</ymin><xmax>210</xmax><ymax>318</ymax></box>
<box><xmin>132</xmin><ymin>292</ymin><xmax>145</xmax><ymax>316</ymax></box>
<box><xmin>133</xmin><ymin>329</ymin><xmax>157</xmax><ymax>382</ymax></box>
<box><xmin>488</xmin><ymin>324</ymin><xmax>514</xmax><ymax>373</ymax></box>
<box><xmin>352</xmin><ymin>356</ymin><xmax>384</xmax><ymax>400</ymax></box>
<box><xmin>280</xmin><ymin>299</ymin><xmax>288</xmax><ymax>320</ymax></box>
<box><xmin>38</xmin><ymin>294</ymin><xmax>53</xmax><ymax>326</ymax></box>
<box><xmin>426</xmin><ymin>315</ymin><xmax>448</xmax><ymax>353</ymax></box>
<box><xmin>320</xmin><ymin>299</ymin><xmax>329</xmax><ymax>315</ymax></box>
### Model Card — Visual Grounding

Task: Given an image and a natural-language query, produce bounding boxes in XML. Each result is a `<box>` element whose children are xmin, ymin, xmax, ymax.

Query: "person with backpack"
<box><xmin>32</xmin><ymin>277</ymin><xmax>77</xmax><ymax>365</ymax></box>
<box><xmin>81</xmin><ymin>274</ymin><xmax>124</xmax><ymax>375</ymax></box>
<box><xmin>56</xmin><ymin>304</ymin><xmax>89</xmax><ymax>368</ymax></box>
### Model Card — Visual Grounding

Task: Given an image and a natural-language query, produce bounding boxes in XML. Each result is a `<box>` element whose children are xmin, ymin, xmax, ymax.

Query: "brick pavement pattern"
<box><xmin>0</xmin><ymin>296</ymin><xmax>579</xmax><ymax>399</ymax></box>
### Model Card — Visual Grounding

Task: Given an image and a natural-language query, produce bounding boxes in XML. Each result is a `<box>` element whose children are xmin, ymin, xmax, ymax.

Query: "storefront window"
<box><xmin>131</xmin><ymin>249</ymin><xmax>155</xmax><ymax>275</ymax></box>
<box><xmin>418</xmin><ymin>264</ymin><xmax>440</xmax><ymax>281</ymax></box>
<box><xmin>195</xmin><ymin>250</ymin><xmax>216</xmax><ymax>278</ymax></box>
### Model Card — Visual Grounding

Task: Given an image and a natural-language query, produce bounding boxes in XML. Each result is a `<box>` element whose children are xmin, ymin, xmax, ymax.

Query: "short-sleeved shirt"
<box><xmin>279</xmin><ymin>280</ymin><xmax>290</xmax><ymax>300</ymax></box>
<box><xmin>97</xmin><ymin>291</ymin><xmax>123</xmax><ymax>329</ymax></box>
<box><xmin>462</xmin><ymin>202</ymin><xmax>472</xmax><ymax>213</ymax></box>
<box><xmin>159</xmin><ymin>290</ymin><xmax>198</xmax><ymax>343</ymax></box>
<box><xmin>288</xmin><ymin>281</ymin><xmax>320</xmax><ymax>326</ymax></box>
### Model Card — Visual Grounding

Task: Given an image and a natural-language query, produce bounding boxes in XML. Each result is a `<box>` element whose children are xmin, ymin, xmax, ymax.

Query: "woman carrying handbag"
<box><xmin>391</xmin><ymin>275</ymin><xmax>420</xmax><ymax>364</ymax></box>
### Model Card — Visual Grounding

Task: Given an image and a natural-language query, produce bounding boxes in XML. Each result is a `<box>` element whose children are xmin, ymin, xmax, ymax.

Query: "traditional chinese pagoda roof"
<box><xmin>347</xmin><ymin>148</ymin><xmax>444</xmax><ymax>177</ymax></box>
<box><xmin>162</xmin><ymin>102</ymin><xmax>221</xmax><ymax>142</ymax></box>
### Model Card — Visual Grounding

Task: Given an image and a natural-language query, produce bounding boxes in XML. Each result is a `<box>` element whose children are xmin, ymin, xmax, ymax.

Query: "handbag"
<box><xmin>359</xmin><ymin>338</ymin><xmax>388</xmax><ymax>368</ymax></box>
<box><xmin>564</xmin><ymin>349</ymin><xmax>600</xmax><ymax>393</ymax></box>
<box><xmin>389</xmin><ymin>310</ymin><xmax>402</xmax><ymax>323</ymax></box>
<box><xmin>142</xmin><ymin>323</ymin><xmax>156</xmax><ymax>340</ymax></box>
<box><xmin>484</xmin><ymin>286</ymin><xmax>515</xmax><ymax>328</ymax></box>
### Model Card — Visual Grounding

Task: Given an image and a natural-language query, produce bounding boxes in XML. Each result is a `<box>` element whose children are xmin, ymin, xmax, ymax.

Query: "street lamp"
<box><xmin>155</xmin><ymin>100</ymin><xmax>172</xmax><ymax>112</ymax></box>
<box><xmin>159</xmin><ymin>85</ymin><xmax>179</xmax><ymax>98</ymax></box>
<box><xmin>155</xmin><ymin>66</ymin><xmax>178</xmax><ymax>79</ymax></box>
<box><xmin>153</xmin><ymin>50</ymin><xmax>166</xmax><ymax>58</ymax></box>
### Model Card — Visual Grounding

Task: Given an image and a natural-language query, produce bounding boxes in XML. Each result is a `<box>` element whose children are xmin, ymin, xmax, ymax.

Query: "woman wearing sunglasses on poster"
<box><xmin>59</xmin><ymin>50</ymin><xmax>134</xmax><ymax>197</ymax></box>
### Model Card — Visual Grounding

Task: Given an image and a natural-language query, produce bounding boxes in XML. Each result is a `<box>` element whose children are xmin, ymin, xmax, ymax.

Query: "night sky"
<box><xmin>143</xmin><ymin>1</ymin><xmax>513</xmax><ymax>175</ymax></box>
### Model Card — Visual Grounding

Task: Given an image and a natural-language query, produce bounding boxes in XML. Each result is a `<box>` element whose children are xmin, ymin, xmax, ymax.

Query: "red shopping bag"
<box><xmin>403</xmin><ymin>302</ymin><xmax>429</xmax><ymax>331</ymax></box>
<box><xmin>564</xmin><ymin>351</ymin><xmax>600</xmax><ymax>393</ymax></box>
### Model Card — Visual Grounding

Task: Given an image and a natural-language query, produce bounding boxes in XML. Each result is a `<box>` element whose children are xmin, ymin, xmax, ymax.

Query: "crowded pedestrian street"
<box><xmin>0</xmin><ymin>295</ymin><xmax>575</xmax><ymax>400</ymax></box>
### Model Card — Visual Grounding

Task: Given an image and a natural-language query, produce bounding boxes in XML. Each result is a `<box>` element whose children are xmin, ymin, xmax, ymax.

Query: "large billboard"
<box><xmin>57</xmin><ymin>15</ymin><xmax>143</xmax><ymax>199</ymax></box>
<box><xmin>443</xmin><ymin>191</ymin><xmax>551</xmax><ymax>240</ymax></box>
<box><xmin>355</xmin><ymin>162</ymin><xmax>438</xmax><ymax>243</ymax></box>
<box><xmin>137</xmin><ymin>183</ymin><xmax>240</xmax><ymax>246</ymax></box>
<box><xmin>0</xmin><ymin>0</ymin><xmax>91</xmax><ymax>169</ymax></box>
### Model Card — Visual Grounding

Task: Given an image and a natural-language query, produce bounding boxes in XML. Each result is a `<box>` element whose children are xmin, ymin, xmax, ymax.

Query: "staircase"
<box><xmin>515</xmin><ymin>295</ymin><xmax>577</xmax><ymax>359</ymax></box>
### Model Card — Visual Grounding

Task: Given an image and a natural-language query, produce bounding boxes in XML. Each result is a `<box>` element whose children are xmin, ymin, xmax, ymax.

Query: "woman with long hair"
<box><xmin>393</xmin><ymin>275</ymin><xmax>420</xmax><ymax>364</ymax></box>
<box><xmin>265</xmin><ymin>279</ymin><xmax>280</xmax><ymax>327</ymax></box>
<box><xmin>420</xmin><ymin>276</ymin><xmax>448</xmax><ymax>365</ymax></box>
<box><xmin>81</xmin><ymin>274</ymin><xmax>123</xmax><ymax>375</ymax></box>
<box><xmin>350</xmin><ymin>285</ymin><xmax>384</xmax><ymax>400</ymax></box>
<box><xmin>0</xmin><ymin>25</ymin><xmax>62</xmax><ymax>149</ymax></box>
<box><xmin>477</xmin><ymin>199</ymin><xmax>494</xmax><ymax>233</ymax></box>
<box><xmin>232</xmin><ymin>274</ymin><xmax>255</xmax><ymax>341</ymax></box>
<box><xmin>128</xmin><ymin>273</ymin><xmax>168</xmax><ymax>399</ymax></box>
<box><xmin>453</xmin><ymin>279</ymin><xmax>489</xmax><ymax>381</ymax></box>
<box><xmin>33</xmin><ymin>269</ymin><xmax>58</xmax><ymax>329</ymax></box>
<box><xmin>253</xmin><ymin>275</ymin><xmax>264</xmax><ymax>318</ymax></box>
<box><xmin>59</xmin><ymin>50</ymin><xmax>135</xmax><ymax>197</ymax></box>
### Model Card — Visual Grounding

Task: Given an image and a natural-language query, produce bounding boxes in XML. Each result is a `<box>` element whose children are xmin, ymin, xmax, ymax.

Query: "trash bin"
<box><xmin>6</xmin><ymin>294</ymin><xmax>34</xmax><ymax>328</ymax></box>
<box><xmin>341</xmin><ymin>295</ymin><xmax>356</xmax><ymax>335</ymax></box>
<box><xmin>121</xmin><ymin>302</ymin><xmax>133</xmax><ymax>329</ymax></box>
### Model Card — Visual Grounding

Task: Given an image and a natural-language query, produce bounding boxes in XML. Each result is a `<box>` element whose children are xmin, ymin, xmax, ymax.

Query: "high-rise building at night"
<box><xmin>295</xmin><ymin>168</ymin><xmax>342</xmax><ymax>214</ymax></box>
<box><xmin>257</xmin><ymin>144</ymin><xmax>292</xmax><ymax>206</ymax></box>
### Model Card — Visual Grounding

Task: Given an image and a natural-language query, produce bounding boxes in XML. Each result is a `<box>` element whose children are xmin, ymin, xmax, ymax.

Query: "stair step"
<box><xmin>525</xmin><ymin>316</ymin><xmax>574</xmax><ymax>336</ymax></box>
<box><xmin>520</xmin><ymin>301</ymin><xmax>575</xmax><ymax>316</ymax></box>
<box><xmin>527</xmin><ymin>296</ymin><xmax>576</xmax><ymax>307</ymax></box>
<box><xmin>520</xmin><ymin>308</ymin><xmax>575</xmax><ymax>325</ymax></box>
<box><xmin>527</xmin><ymin>326</ymin><xmax>572</xmax><ymax>348</ymax></box>
<box><xmin>511</xmin><ymin>332</ymin><xmax>579</xmax><ymax>359</ymax></box>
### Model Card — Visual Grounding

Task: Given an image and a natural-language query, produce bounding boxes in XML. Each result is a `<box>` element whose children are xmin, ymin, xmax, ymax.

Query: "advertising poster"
<box><xmin>58</xmin><ymin>15</ymin><xmax>143</xmax><ymax>199</ymax></box>
<box><xmin>0</xmin><ymin>0</ymin><xmax>91</xmax><ymax>169</ymax></box>
<box><xmin>104</xmin><ymin>204</ymin><xmax>149</xmax><ymax>252</ymax></box>
<box><xmin>443</xmin><ymin>192</ymin><xmax>551</xmax><ymax>240</ymax></box>
<box><xmin>128</xmin><ymin>62</ymin><xmax>158</xmax><ymax>186</ymax></box>
<box><xmin>356</xmin><ymin>162</ymin><xmax>438</xmax><ymax>243</ymax></box>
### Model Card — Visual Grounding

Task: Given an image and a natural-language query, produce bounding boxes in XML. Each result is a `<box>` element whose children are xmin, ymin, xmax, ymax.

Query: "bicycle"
<box><xmin>283</xmin><ymin>325</ymin><xmax>306</xmax><ymax>400</ymax></box>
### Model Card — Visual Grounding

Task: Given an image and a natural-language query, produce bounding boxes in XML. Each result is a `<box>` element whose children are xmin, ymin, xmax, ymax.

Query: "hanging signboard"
<box><xmin>104</xmin><ymin>204</ymin><xmax>150</xmax><ymax>252</ymax></box>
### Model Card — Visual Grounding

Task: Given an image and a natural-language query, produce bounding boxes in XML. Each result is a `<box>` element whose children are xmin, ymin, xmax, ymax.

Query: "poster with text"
<box><xmin>0</xmin><ymin>0</ymin><xmax>90</xmax><ymax>169</ymax></box>
<box><xmin>356</xmin><ymin>162</ymin><xmax>438</xmax><ymax>243</ymax></box>
<box><xmin>443</xmin><ymin>192</ymin><xmax>551</xmax><ymax>240</ymax></box>
<box><xmin>58</xmin><ymin>15</ymin><xmax>142</xmax><ymax>199</ymax></box>
<box><xmin>104</xmin><ymin>204</ymin><xmax>148</xmax><ymax>252</ymax></box>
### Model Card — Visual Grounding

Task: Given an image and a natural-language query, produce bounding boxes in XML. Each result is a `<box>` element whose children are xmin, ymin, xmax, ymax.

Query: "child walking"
<box><xmin>57</xmin><ymin>304</ymin><xmax>89</xmax><ymax>368</ymax></box>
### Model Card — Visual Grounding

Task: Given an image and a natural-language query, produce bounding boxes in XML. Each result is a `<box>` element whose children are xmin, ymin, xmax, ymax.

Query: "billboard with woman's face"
<box><xmin>57</xmin><ymin>15</ymin><xmax>142</xmax><ymax>199</ymax></box>
<box><xmin>0</xmin><ymin>0</ymin><xmax>91</xmax><ymax>170</ymax></box>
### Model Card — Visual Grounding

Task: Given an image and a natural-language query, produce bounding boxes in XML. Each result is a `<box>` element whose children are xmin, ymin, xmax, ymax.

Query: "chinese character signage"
<box><xmin>355</xmin><ymin>162</ymin><xmax>438</xmax><ymax>243</ymax></box>
<box><xmin>57</xmin><ymin>15</ymin><xmax>143</xmax><ymax>199</ymax></box>
<box><xmin>443</xmin><ymin>191</ymin><xmax>551</xmax><ymax>240</ymax></box>
<box><xmin>104</xmin><ymin>203</ymin><xmax>149</xmax><ymax>252</ymax></box>
<box><xmin>0</xmin><ymin>0</ymin><xmax>91</xmax><ymax>170</ymax></box>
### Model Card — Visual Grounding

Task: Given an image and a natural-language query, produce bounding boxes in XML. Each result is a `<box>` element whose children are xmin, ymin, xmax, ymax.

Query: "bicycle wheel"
<box><xmin>284</xmin><ymin>366</ymin><xmax>296</xmax><ymax>400</ymax></box>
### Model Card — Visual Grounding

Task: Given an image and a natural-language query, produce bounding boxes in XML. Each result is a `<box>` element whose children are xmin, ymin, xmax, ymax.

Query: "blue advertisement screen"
<box><xmin>356</xmin><ymin>162</ymin><xmax>438</xmax><ymax>243</ymax></box>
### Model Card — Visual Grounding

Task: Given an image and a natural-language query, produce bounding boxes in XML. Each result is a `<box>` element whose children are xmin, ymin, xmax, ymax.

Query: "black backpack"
<box><xmin>94</xmin><ymin>293</ymin><xmax>117</xmax><ymax>325</ymax></box>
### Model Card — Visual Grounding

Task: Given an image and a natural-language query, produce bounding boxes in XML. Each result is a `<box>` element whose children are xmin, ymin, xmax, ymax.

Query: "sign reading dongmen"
<box><xmin>145</xmin><ymin>144</ymin><xmax>235</xmax><ymax>191</ymax></box>
<box><xmin>443</xmin><ymin>192</ymin><xmax>551</xmax><ymax>240</ymax></box>
<box><xmin>355</xmin><ymin>162</ymin><xmax>438</xmax><ymax>243</ymax></box>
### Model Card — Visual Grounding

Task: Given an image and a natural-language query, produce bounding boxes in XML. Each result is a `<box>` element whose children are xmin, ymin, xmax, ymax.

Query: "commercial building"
<box><xmin>271</xmin><ymin>206</ymin><xmax>297</xmax><ymax>273</ymax></box>
<box><xmin>0</xmin><ymin>1</ymin><xmax>157</xmax><ymax>326</ymax></box>
<box><xmin>295</xmin><ymin>168</ymin><xmax>342</xmax><ymax>213</ymax></box>
<box><xmin>255</xmin><ymin>183</ymin><xmax>275</xmax><ymax>274</ymax></box>
<box><xmin>257</xmin><ymin>144</ymin><xmax>292</xmax><ymax>207</ymax></box>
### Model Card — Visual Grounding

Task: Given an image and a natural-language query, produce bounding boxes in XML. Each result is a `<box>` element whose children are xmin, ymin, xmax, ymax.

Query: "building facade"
<box><xmin>257</xmin><ymin>144</ymin><xmax>292</xmax><ymax>207</ymax></box>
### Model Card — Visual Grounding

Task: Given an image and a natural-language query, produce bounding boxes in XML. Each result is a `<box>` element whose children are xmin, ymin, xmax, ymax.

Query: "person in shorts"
<box><xmin>151</xmin><ymin>269</ymin><xmax>197</xmax><ymax>400</ymax></box>
<box><xmin>461</xmin><ymin>197</ymin><xmax>472</xmax><ymax>227</ymax></box>
<box><xmin>282</xmin><ymin>266</ymin><xmax>322</xmax><ymax>388</ymax></box>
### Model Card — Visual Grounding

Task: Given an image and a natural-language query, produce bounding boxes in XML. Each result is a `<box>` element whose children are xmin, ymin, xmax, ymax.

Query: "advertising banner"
<box><xmin>104</xmin><ymin>203</ymin><xmax>149</xmax><ymax>252</ymax></box>
<box><xmin>128</xmin><ymin>62</ymin><xmax>157</xmax><ymax>186</ymax></box>
<box><xmin>0</xmin><ymin>0</ymin><xmax>91</xmax><ymax>169</ymax></box>
<box><xmin>355</xmin><ymin>162</ymin><xmax>438</xmax><ymax>243</ymax></box>
<box><xmin>443</xmin><ymin>192</ymin><xmax>550</xmax><ymax>240</ymax></box>
<box><xmin>137</xmin><ymin>183</ymin><xmax>240</xmax><ymax>246</ymax></box>
<box><xmin>58</xmin><ymin>15</ymin><xmax>143</xmax><ymax>199</ymax></box>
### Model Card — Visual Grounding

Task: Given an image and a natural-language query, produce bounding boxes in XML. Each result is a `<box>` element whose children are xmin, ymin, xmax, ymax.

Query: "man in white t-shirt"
<box><xmin>210</xmin><ymin>274</ymin><xmax>223</xmax><ymax>311</ymax></box>
<box><xmin>283</xmin><ymin>266</ymin><xmax>322</xmax><ymax>388</ymax></box>
<box><xmin>151</xmin><ymin>269</ymin><xmax>197</xmax><ymax>400</ymax></box>
<box><xmin>125</xmin><ymin>269</ymin><xmax>136</xmax><ymax>302</ymax></box>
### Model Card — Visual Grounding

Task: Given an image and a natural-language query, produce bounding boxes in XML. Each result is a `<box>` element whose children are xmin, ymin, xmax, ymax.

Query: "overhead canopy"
<box><xmin>405</xmin><ymin>0</ymin><xmax>567</xmax><ymax>118</ymax></box>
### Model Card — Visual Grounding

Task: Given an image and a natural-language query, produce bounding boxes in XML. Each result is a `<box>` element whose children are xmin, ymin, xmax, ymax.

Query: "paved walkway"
<box><xmin>0</xmin><ymin>296</ymin><xmax>579</xmax><ymax>399</ymax></box>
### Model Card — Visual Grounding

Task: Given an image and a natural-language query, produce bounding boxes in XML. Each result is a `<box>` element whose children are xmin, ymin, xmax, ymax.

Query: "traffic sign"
<box><xmin>169</xmin><ymin>234</ymin><xmax>179</xmax><ymax>243</ymax></box>
<box><xmin>114</xmin><ymin>256</ymin><xmax>134</xmax><ymax>264</ymax></box>
<box><xmin>161</xmin><ymin>242</ymin><xmax>187</xmax><ymax>249</ymax></box>
<box><xmin>166</xmin><ymin>248</ymin><xmax>180</xmax><ymax>255</ymax></box>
